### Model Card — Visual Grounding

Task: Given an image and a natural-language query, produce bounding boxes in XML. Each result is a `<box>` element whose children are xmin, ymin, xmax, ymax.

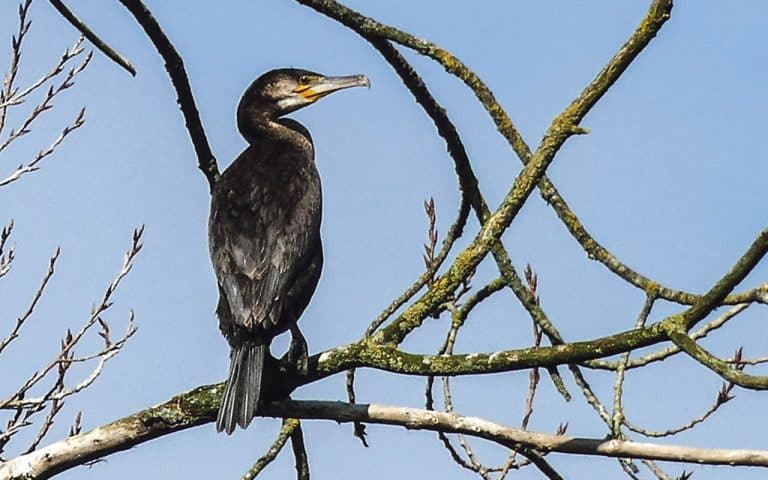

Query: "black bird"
<box><xmin>209</xmin><ymin>68</ymin><xmax>369</xmax><ymax>434</ymax></box>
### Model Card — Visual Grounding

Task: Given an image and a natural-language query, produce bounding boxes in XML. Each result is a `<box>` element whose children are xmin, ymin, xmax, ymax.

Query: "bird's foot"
<box><xmin>282</xmin><ymin>340</ymin><xmax>309</xmax><ymax>376</ymax></box>
<box><xmin>294</xmin><ymin>354</ymin><xmax>309</xmax><ymax>376</ymax></box>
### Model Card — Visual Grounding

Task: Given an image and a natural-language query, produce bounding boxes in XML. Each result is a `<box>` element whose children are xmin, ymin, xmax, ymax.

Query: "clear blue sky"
<box><xmin>2</xmin><ymin>1</ymin><xmax>767</xmax><ymax>479</ymax></box>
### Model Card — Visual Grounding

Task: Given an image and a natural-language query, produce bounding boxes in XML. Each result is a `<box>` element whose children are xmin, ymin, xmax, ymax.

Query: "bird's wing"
<box><xmin>210</xmin><ymin>171</ymin><xmax>321</xmax><ymax>333</ymax></box>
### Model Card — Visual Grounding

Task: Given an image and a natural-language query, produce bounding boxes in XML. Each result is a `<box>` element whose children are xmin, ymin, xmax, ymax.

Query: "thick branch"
<box><xmin>265</xmin><ymin>401</ymin><xmax>768</xmax><ymax>468</ymax></box>
<box><xmin>4</xmin><ymin>396</ymin><xmax>768</xmax><ymax>480</ymax></box>
<box><xmin>0</xmin><ymin>385</ymin><xmax>216</xmax><ymax>480</ymax></box>
<box><xmin>5</xmin><ymin>226</ymin><xmax>762</xmax><ymax>478</ymax></box>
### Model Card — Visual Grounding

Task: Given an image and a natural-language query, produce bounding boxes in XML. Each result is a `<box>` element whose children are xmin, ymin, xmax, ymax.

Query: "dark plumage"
<box><xmin>209</xmin><ymin>68</ymin><xmax>369</xmax><ymax>434</ymax></box>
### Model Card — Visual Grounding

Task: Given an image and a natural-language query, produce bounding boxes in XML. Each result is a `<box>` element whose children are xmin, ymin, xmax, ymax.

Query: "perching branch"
<box><xmin>4</xmin><ymin>395</ymin><xmax>768</xmax><ymax>480</ymax></box>
<box><xmin>3</xmin><ymin>0</ymin><xmax>767</xmax><ymax>478</ymax></box>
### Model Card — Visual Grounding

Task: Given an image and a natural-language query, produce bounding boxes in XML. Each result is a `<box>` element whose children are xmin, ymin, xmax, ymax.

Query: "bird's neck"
<box><xmin>240</xmin><ymin>114</ymin><xmax>313</xmax><ymax>153</ymax></box>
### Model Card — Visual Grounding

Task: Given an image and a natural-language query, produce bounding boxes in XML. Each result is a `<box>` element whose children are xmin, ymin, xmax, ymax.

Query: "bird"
<box><xmin>208</xmin><ymin>68</ymin><xmax>369</xmax><ymax>434</ymax></box>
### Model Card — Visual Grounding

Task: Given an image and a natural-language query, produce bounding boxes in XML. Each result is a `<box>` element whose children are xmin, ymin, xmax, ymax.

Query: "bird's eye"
<box><xmin>298</xmin><ymin>75</ymin><xmax>311</xmax><ymax>85</ymax></box>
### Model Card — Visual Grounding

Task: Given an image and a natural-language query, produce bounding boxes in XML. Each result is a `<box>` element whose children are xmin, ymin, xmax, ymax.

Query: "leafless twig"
<box><xmin>0</xmin><ymin>248</ymin><xmax>59</xmax><ymax>356</ymax></box>
<box><xmin>0</xmin><ymin>40</ymin><xmax>86</xmax><ymax>113</ymax></box>
<box><xmin>0</xmin><ymin>107</ymin><xmax>86</xmax><ymax>187</ymax></box>
<box><xmin>0</xmin><ymin>220</ymin><xmax>15</xmax><ymax>280</ymax></box>
<box><xmin>0</xmin><ymin>50</ymin><xmax>91</xmax><ymax>154</ymax></box>
<box><xmin>48</xmin><ymin>0</ymin><xmax>136</xmax><ymax>76</ymax></box>
<box><xmin>0</xmin><ymin>228</ymin><xmax>142</xmax><ymax>453</ymax></box>
<box><xmin>0</xmin><ymin>7</ymin><xmax>91</xmax><ymax>189</ymax></box>
<box><xmin>241</xmin><ymin>418</ymin><xmax>300</xmax><ymax>480</ymax></box>
<box><xmin>625</xmin><ymin>382</ymin><xmax>736</xmax><ymax>438</ymax></box>
<box><xmin>0</xmin><ymin>0</ymin><xmax>31</xmax><ymax>136</ymax></box>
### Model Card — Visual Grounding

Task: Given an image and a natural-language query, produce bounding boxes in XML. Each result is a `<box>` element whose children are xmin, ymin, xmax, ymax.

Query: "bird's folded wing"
<box><xmin>210</xmin><ymin>203</ymin><xmax>316</xmax><ymax>331</ymax></box>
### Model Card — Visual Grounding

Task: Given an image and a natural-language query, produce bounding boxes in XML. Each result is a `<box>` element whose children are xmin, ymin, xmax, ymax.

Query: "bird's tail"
<box><xmin>216</xmin><ymin>340</ymin><xmax>266</xmax><ymax>434</ymax></box>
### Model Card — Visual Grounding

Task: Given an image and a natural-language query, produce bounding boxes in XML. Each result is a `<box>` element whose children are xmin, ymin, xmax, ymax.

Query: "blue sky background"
<box><xmin>1</xmin><ymin>1</ymin><xmax>767</xmax><ymax>479</ymax></box>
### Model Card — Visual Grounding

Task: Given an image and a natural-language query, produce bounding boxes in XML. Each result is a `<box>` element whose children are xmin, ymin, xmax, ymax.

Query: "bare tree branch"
<box><xmin>0</xmin><ymin>17</ymin><xmax>91</xmax><ymax>188</ymax></box>
<box><xmin>0</xmin><ymin>248</ymin><xmax>59</xmax><ymax>356</ymax></box>
<box><xmin>664</xmin><ymin>324</ymin><xmax>768</xmax><ymax>389</ymax></box>
<box><xmin>115</xmin><ymin>0</ymin><xmax>219</xmax><ymax>191</ymax></box>
<box><xmin>0</xmin><ymin>50</ymin><xmax>91</xmax><ymax>154</ymax></box>
<box><xmin>47</xmin><ymin>0</ymin><xmax>136</xmax><ymax>76</ymax></box>
<box><xmin>0</xmin><ymin>0</ymin><xmax>31</xmax><ymax>136</ymax></box>
<box><xmin>362</xmin><ymin>0</ymin><xmax>675</xmax><ymax>347</ymax></box>
<box><xmin>290</xmin><ymin>421</ymin><xmax>310</xmax><ymax>480</ymax></box>
<box><xmin>0</xmin><ymin>228</ymin><xmax>141</xmax><ymax>457</ymax></box>
<box><xmin>0</xmin><ymin>38</ymin><xmax>85</xmax><ymax>110</ymax></box>
<box><xmin>1</xmin><ymin>227</ymin><xmax>143</xmax><ymax>411</ymax></box>
<box><xmin>4</xmin><ymin>396</ymin><xmax>768</xmax><ymax>480</ymax></box>
<box><xmin>0</xmin><ymin>220</ymin><xmax>14</xmax><ymax>280</ymax></box>
<box><xmin>0</xmin><ymin>107</ymin><xmax>86</xmax><ymax>187</ymax></box>
<box><xmin>624</xmin><ymin>382</ymin><xmax>735</xmax><ymax>438</ymax></box>
<box><xmin>241</xmin><ymin>418</ymin><xmax>299</xmax><ymax>480</ymax></box>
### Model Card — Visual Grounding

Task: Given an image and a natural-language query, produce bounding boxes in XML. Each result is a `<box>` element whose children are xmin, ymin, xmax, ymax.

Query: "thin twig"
<box><xmin>48</xmin><ymin>0</ymin><xmax>136</xmax><ymax>76</ymax></box>
<box><xmin>0</xmin><ymin>37</ymin><xmax>85</xmax><ymax>109</ymax></box>
<box><xmin>611</xmin><ymin>294</ymin><xmax>656</xmax><ymax>436</ymax></box>
<box><xmin>344</xmin><ymin>368</ymin><xmax>367</xmax><ymax>446</ymax></box>
<box><xmin>625</xmin><ymin>382</ymin><xmax>735</xmax><ymax>438</ymax></box>
<box><xmin>0</xmin><ymin>220</ymin><xmax>14</xmax><ymax>279</ymax></box>
<box><xmin>0</xmin><ymin>0</ymin><xmax>31</xmax><ymax>135</ymax></box>
<box><xmin>1</xmin><ymin>227</ymin><xmax>143</xmax><ymax>410</ymax></box>
<box><xmin>0</xmin><ymin>107</ymin><xmax>86</xmax><ymax>187</ymax></box>
<box><xmin>290</xmin><ymin>421</ymin><xmax>310</xmax><ymax>480</ymax></box>
<box><xmin>241</xmin><ymin>418</ymin><xmax>300</xmax><ymax>480</ymax></box>
<box><xmin>0</xmin><ymin>248</ymin><xmax>59</xmax><ymax>356</ymax></box>
<box><xmin>0</xmin><ymin>49</ymin><xmax>91</xmax><ymax>154</ymax></box>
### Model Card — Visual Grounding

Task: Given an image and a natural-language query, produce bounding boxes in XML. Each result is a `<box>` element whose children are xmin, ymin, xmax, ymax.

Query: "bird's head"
<box><xmin>238</xmin><ymin>68</ymin><xmax>370</xmax><ymax>121</ymax></box>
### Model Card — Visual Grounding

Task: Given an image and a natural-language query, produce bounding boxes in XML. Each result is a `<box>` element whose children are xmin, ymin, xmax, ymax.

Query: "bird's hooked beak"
<box><xmin>294</xmin><ymin>74</ymin><xmax>370</xmax><ymax>103</ymax></box>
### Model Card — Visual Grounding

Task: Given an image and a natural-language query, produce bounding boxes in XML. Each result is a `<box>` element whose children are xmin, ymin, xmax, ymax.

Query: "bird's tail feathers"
<box><xmin>217</xmin><ymin>340</ymin><xmax>266</xmax><ymax>434</ymax></box>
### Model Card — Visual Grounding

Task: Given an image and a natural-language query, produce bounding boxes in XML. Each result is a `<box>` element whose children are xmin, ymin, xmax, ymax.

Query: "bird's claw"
<box><xmin>281</xmin><ymin>342</ymin><xmax>309</xmax><ymax>376</ymax></box>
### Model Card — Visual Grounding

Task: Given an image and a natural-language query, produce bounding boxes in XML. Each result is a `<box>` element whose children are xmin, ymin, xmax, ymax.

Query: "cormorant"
<box><xmin>209</xmin><ymin>68</ymin><xmax>369</xmax><ymax>434</ymax></box>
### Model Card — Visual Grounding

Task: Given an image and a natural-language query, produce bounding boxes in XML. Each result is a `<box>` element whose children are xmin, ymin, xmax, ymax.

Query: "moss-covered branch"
<box><xmin>663</xmin><ymin>318</ymin><xmax>768</xmax><ymax>389</ymax></box>
<box><xmin>587</xmin><ymin>303</ymin><xmax>751</xmax><ymax>371</ymax></box>
<box><xmin>296</xmin><ymin>0</ymin><xmax>675</xmax><ymax>347</ymax></box>
<box><xmin>5</xmin><ymin>221</ymin><xmax>766</xmax><ymax>478</ymax></box>
<box><xmin>241</xmin><ymin>418</ymin><xmax>301</xmax><ymax>480</ymax></box>
<box><xmin>297</xmin><ymin>0</ymin><xmax>768</xmax><ymax>308</ymax></box>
